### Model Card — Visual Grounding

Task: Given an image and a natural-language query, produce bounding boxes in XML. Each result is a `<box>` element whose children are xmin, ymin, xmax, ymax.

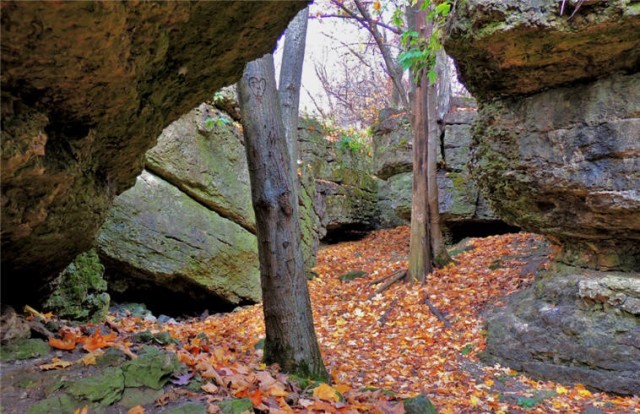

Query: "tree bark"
<box><xmin>238</xmin><ymin>54</ymin><xmax>328</xmax><ymax>380</ymax></box>
<box><xmin>279</xmin><ymin>6</ymin><xmax>309</xmax><ymax>178</ymax></box>
<box><xmin>429</xmin><ymin>49</ymin><xmax>452</xmax><ymax>267</ymax></box>
<box><xmin>408</xmin><ymin>7</ymin><xmax>433</xmax><ymax>282</ymax></box>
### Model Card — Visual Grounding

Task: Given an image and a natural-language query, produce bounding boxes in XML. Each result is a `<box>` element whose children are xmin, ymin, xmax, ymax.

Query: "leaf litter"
<box><xmin>17</xmin><ymin>227</ymin><xmax>640</xmax><ymax>413</ymax></box>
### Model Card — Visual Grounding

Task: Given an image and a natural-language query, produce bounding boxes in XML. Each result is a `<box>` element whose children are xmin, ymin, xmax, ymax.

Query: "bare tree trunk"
<box><xmin>429</xmin><ymin>49</ymin><xmax>452</xmax><ymax>267</ymax></box>
<box><xmin>408</xmin><ymin>76</ymin><xmax>432</xmax><ymax>282</ymax></box>
<box><xmin>279</xmin><ymin>6</ymin><xmax>309</xmax><ymax>178</ymax></box>
<box><xmin>407</xmin><ymin>4</ymin><xmax>433</xmax><ymax>282</ymax></box>
<box><xmin>426</xmin><ymin>78</ymin><xmax>451</xmax><ymax>267</ymax></box>
<box><xmin>238</xmin><ymin>55</ymin><xmax>328</xmax><ymax>380</ymax></box>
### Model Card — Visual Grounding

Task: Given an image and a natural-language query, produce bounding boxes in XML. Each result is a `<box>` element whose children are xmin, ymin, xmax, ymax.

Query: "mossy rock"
<box><xmin>338</xmin><ymin>270</ymin><xmax>368</xmax><ymax>282</ymax></box>
<box><xmin>44</xmin><ymin>249</ymin><xmax>110</xmax><ymax>322</ymax></box>
<box><xmin>216</xmin><ymin>398</ymin><xmax>254</xmax><ymax>414</ymax></box>
<box><xmin>132</xmin><ymin>330</ymin><xmax>178</xmax><ymax>346</ymax></box>
<box><xmin>66</xmin><ymin>367</ymin><xmax>125</xmax><ymax>406</ymax></box>
<box><xmin>119</xmin><ymin>387</ymin><xmax>164</xmax><ymax>409</ymax></box>
<box><xmin>403</xmin><ymin>394</ymin><xmax>438</xmax><ymax>414</ymax></box>
<box><xmin>122</xmin><ymin>346</ymin><xmax>181</xmax><ymax>389</ymax></box>
<box><xmin>162</xmin><ymin>402</ymin><xmax>207</xmax><ymax>414</ymax></box>
<box><xmin>27</xmin><ymin>394</ymin><xmax>82</xmax><ymax>414</ymax></box>
<box><xmin>0</xmin><ymin>338</ymin><xmax>50</xmax><ymax>362</ymax></box>
<box><xmin>96</xmin><ymin>347</ymin><xmax>128</xmax><ymax>367</ymax></box>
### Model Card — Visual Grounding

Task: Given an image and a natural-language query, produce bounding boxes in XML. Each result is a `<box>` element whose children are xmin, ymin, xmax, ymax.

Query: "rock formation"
<box><xmin>298</xmin><ymin>118</ymin><xmax>379</xmax><ymax>239</ymax></box>
<box><xmin>96</xmin><ymin>105</ymin><xmax>348</xmax><ymax>311</ymax></box>
<box><xmin>1</xmin><ymin>1</ymin><xmax>308</xmax><ymax>306</ymax></box>
<box><xmin>97</xmin><ymin>105</ymin><xmax>261</xmax><ymax>312</ymax></box>
<box><xmin>445</xmin><ymin>0</ymin><xmax>640</xmax><ymax>394</ymax></box>
<box><xmin>374</xmin><ymin>102</ymin><xmax>515</xmax><ymax>241</ymax></box>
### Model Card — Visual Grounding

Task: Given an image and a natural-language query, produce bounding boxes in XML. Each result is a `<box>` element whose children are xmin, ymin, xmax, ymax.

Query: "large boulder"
<box><xmin>445</xmin><ymin>0</ymin><xmax>640</xmax><ymax>394</ymax></box>
<box><xmin>97</xmin><ymin>104</ymin><xmax>321</xmax><ymax>310</ymax></box>
<box><xmin>1</xmin><ymin>1</ymin><xmax>308</xmax><ymax>306</ymax></box>
<box><xmin>483</xmin><ymin>265</ymin><xmax>640</xmax><ymax>395</ymax></box>
<box><xmin>445</xmin><ymin>0</ymin><xmax>640</xmax><ymax>100</ymax></box>
<box><xmin>97</xmin><ymin>105</ymin><xmax>261</xmax><ymax>310</ymax></box>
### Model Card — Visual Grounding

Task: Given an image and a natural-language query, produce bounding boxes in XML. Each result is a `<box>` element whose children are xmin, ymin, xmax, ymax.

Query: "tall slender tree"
<box><xmin>279</xmin><ymin>7</ymin><xmax>309</xmax><ymax>179</ymax></box>
<box><xmin>238</xmin><ymin>55</ymin><xmax>328</xmax><ymax>380</ymax></box>
<box><xmin>407</xmin><ymin>4</ymin><xmax>433</xmax><ymax>282</ymax></box>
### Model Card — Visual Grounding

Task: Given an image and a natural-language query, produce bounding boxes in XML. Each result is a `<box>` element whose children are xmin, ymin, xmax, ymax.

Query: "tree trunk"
<box><xmin>429</xmin><ymin>49</ymin><xmax>452</xmax><ymax>267</ymax></box>
<box><xmin>238</xmin><ymin>54</ymin><xmax>328</xmax><ymax>380</ymax></box>
<box><xmin>408</xmin><ymin>77</ymin><xmax>432</xmax><ymax>283</ymax></box>
<box><xmin>279</xmin><ymin>6</ymin><xmax>309</xmax><ymax>178</ymax></box>
<box><xmin>407</xmin><ymin>1</ymin><xmax>432</xmax><ymax>283</ymax></box>
<box><xmin>426</xmin><ymin>76</ymin><xmax>451</xmax><ymax>267</ymax></box>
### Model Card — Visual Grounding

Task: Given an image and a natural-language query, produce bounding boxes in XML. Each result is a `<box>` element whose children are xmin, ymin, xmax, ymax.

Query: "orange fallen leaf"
<box><xmin>73</xmin><ymin>406</ymin><xmax>88</xmax><ymax>414</ymax></box>
<box><xmin>48</xmin><ymin>337</ymin><xmax>77</xmax><ymax>351</ymax></box>
<box><xmin>127</xmin><ymin>406</ymin><xmax>145</xmax><ymax>414</ymax></box>
<box><xmin>82</xmin><ymin>331</ymin><xmax>117</xmax><ymax>352</ymax></box>
<box><xmin>313</xmin><ymin>383</ymin><xmax>340</xmax><ymax>402</ymax></box>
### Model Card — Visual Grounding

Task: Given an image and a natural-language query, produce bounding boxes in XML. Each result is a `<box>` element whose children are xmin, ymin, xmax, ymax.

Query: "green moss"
<box><xmin>122</xmin><ymin>346</ymin><xmax>181</xmax><ymax>389</ymax></box>
<box><xmin>44</xmin><ymin>249</ymin><xmax>110</xmax><ymax>322</ymax></box>
<box><xmin>27</xmin><ymin>394</ymin><xmax>82</xmax><ymax>414</ymax></box>
<box><xmin>66</xmin><ymin>367</ymin><xmax>125</xmax><ymax>406</ymax></box>
<box><xmin>0</xmin><ymin>339</ymin><xmax>50</xmax><ymax>362</ymax></box>
<box><xmin>215</xmin><ymin>398</ymin><xmax>253</xmax><ymax>414</ymax></box>
<box><xmin>403</xmin><ymin>394</ymin><xmax>438</xmax><ymax>414</ymax></box>
<box><xmin>628</xmin><ymin>3</ymin><xmax>640</xmax><ymax>15</ymax></box>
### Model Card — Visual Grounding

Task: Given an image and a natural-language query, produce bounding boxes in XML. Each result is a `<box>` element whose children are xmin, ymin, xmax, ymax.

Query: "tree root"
<box><xmin>423</xmin><ymin>295</ymin><xmax>457</xmax><ymax>332</ymax></box>
<box><xmin>368</xmin><ymin>270</ymin><xmax>407</xmax><ymax>299</ymax></box>
<box><xmin>378</xmin><ymin>299</ymin><xmax>398</xmax><ymax>326</ymax></box>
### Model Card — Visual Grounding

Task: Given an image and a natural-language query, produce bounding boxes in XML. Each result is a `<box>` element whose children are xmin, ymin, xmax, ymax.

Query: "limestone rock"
<box><xmin>469</xmin><ymin>73</ymin><xmax>640</xmax><ymax>270</ymax></box>
<box><xmin>446</xmin><ymin>0</ymin><xmax>640</xmax><ymax>99</ymax></box>
<box><xmin>373</xmin><ymin>109</ymin><xmax>413</xmax><ymax>180</ymax></box>
<box><xmin>1</xmin><ymin>1</ymin><xmax>308</xmax><ymax>306</ymax></box>
<box><xmin>483</xmin><ymin>266</ymin><xmax>640</xmax><ymax>395</ymax></box>
<box><xmin>299</xmin><ymin>119</ymin><xmax>379</xmax><ymax>236</ymax></box>
<box><xmin>97</xmin><ymin>105</ymin><xmax>322</xmax><ymax>309</ymax></box>
<box><xmin>0</xmin><ymin>305</ymin><xmax>31</xmax><ymax>343</ymax></box>
<box><xmin>446</xmin><ymin>0</ymin><xmax>640</xmax><ymax>396</ymax></box>
<box><xmin>146</xmin><ymin>104</ymin><xmax>255</xmax><ymax>233</ymax></box>
<box><xmin>97</xmin><ymin>170</ymin><xmax>261</xmax><ymax>308</ymax></box>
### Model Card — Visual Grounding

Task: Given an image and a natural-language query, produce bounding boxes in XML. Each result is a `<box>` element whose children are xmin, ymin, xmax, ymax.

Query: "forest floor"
<box><xmin>1</xmin><ymin>227</ymin><xmax>639</xmax><ymax>413</ymax></box>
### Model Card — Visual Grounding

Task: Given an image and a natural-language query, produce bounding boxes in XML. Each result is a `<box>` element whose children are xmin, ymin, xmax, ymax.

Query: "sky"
<box><xmin>274</xmin><ymin>9</ymin><xmax>368</xmax><ymax>117</ymax></box>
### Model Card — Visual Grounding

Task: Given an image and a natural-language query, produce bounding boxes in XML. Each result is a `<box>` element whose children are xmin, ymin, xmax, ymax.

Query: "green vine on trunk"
<box><xmin>395</xmin><ymin>0</ymin><xmax>452</xmax><ymax>85</ymax></box>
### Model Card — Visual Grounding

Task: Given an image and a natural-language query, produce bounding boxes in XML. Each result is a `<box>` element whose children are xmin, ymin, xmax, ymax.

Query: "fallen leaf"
<box><xmin>48</xmin><ymin>337</ymin><xmax>77</xmax><ymax>351</ymax></box>
<box><xmin>39</xmin><ymin>358</ymin><xmax>73</xmax><ymax>371</ymax></box>
<box><xmin>127</xmin><ymin>406</ymin><xmax>145</xmax><ymax>414</ymax></box>
<box><xmin>170</xmin><ymin>372</ymin><xmax>194</xmax><ymax>386</ymax></box>
<box><xmin>313</xmin><ymin>383</ymin><xmax>340</xmax><ymax>402</ymax></box>
<box><xmin>202</xmin><ymin>382</ymin><xmax>219</xmax><ymax>394</ymax></box>
<box><xmin>556</xmin><ymin>385</ymin><xmax>568</xmax><ymax>395</ymax></box>
<box><xmin>78</xmin><ymin>349</ymin><xmax>105</xmax><ymax>366</ymax></box>
<box><xmin>267</xmin><ymin>383</ymin><xmax>289</xmax><ymax>397</ymax></box>
<box><xmin>73</xmin><ymin>407</ymin><xmax>88</xmax><ymax>414</ymax></box>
